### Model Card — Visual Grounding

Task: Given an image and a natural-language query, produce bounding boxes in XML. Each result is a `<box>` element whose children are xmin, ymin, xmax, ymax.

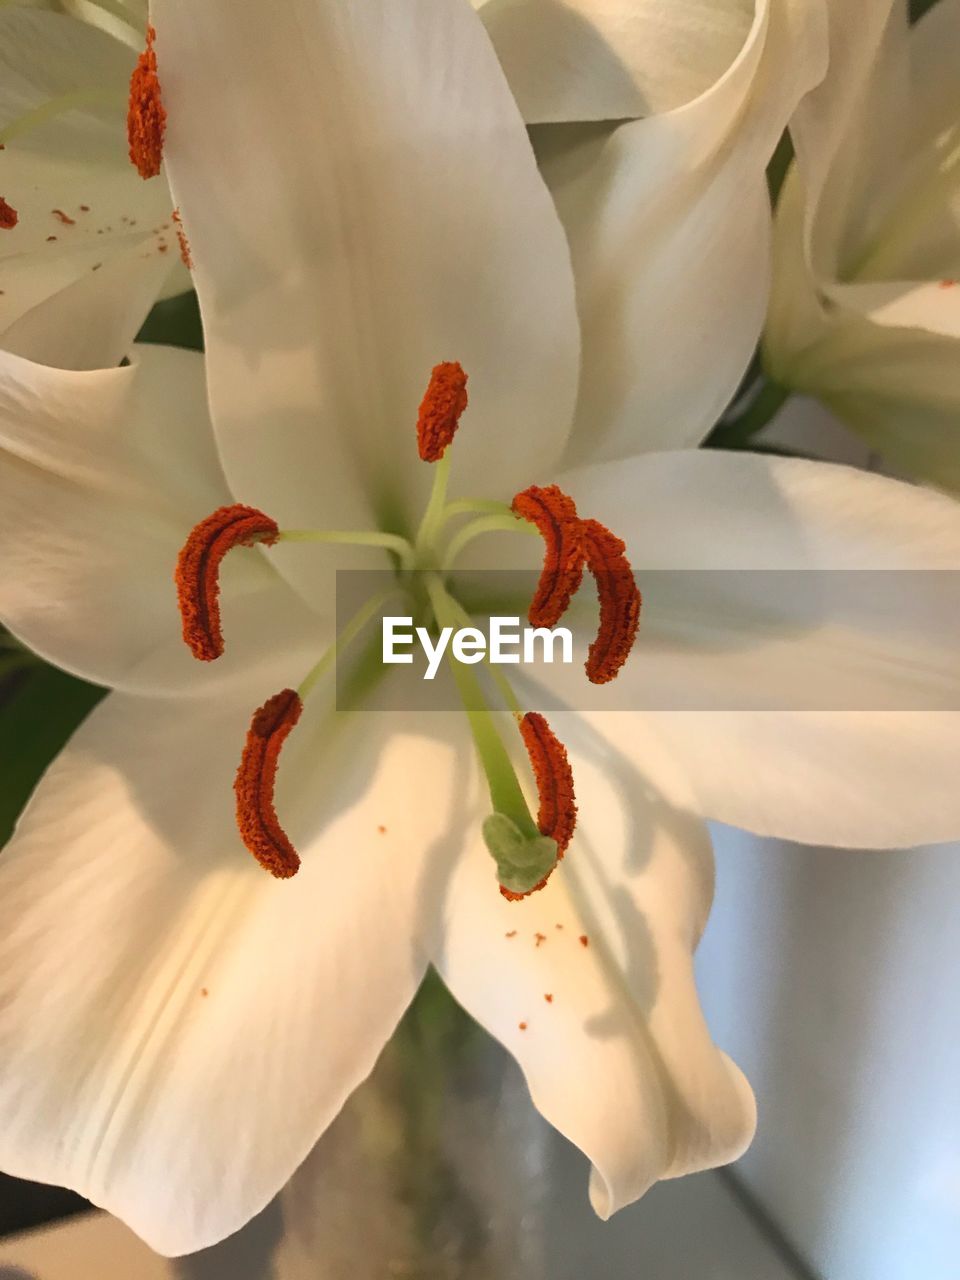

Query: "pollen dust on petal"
<box><xmin>939</xmin><ymin>279</ymin><xmax>956</xmax><ymax>289</ymax></box>
<box><xmin>579</xmin><ymin>934</ymin><xmax>589</xmax><ymax>948</ymax></box>
<box><xmin>534</xmin><ymin>931</ymin><xmax>547</xmax><ymax>947</ymax></box>
<box><xmin>544</xmin><ymin>993</ymin><xmax>553</xmax><ymax>1003</ymax></box>
<box><xmin>505</xmin><ymin>930</ymin><xmax>517</xmax><ymax>939</ymax></box>
<box><xmin>172</xmin><ymin>207</ymin><xmax>193</xmax><ymax>269</ymax></box>
<box><xmin>519</xmin><ymin>1021</ymin><xmax>528</xmax><ymax>1031</ymax></box>
<box><xmin>0</xmin><ymin>198</ymin><xmax>18</xmax><ymax>230</ymax></box>
<box><xmin>128</xmin><ymin>25</ymin><xmax>166</xmax><ymax>179</ymax></box>
<box><xmin>52</xmin><ymin>208</ymin><xmax>75</xmax><ymax>226</ymax></box>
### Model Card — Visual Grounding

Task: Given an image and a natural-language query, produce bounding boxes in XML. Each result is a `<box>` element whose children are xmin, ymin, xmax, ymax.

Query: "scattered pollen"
<box><xmin>555</xmin><ymin>923</ymin><xmax>564</xmax><ymax>930</ymax></box>
<box><xmin>0</xmin><ymin>198</ymin><xmax>18</xmax><ymax>230</ymax></box>
<box><xmin>581</xmin><ymin>519</ymin><xmax>641</xmax><ymax>684</ymax></box>
<box><xmin>172</xmin><ymin>208</ymin><xmax>193</xmax><ymax>268</ymax></box>
<box><xmin>200</xmin><ymin>988</ymin><xmax>209</xmax><ymax>998</ymax></box>
<box><xmin>46</xmin><ymin>235</ymin><xmax>57</xmax><ymax>242</ymax></box>
<box><xmin>235</xmin><ymin>688</ymin><xmax>303</xmax><ymax>878</ymax></box>
<box><xmin>377</xmin><ymin>824</ymin><xmax>387</xmax><ymax>834</ymax></box>
<box><xmin>128</xmin><ymin>25</ymin><xmax>166</xmax><ymax>178</ymax></box>
<box><xmin>52</xmin><ymin>208</ymin><xmax>75</xmax><ymax>225</ymax></box>
<box><xmin>80</xmin><ymin>204</ymin><xmax>90</xmax><ymax>213</ymax></box>
<box><xmin>534</xmin><ymin>931</ymin><xmax>547</xmax><ymax>947</ymax></box>
<box><xmin>544</xmin><ymin>993</ymin><xmax>553</xmax><ymax>1003</ymax></box>
<box><xmin>579</xmin><ymin>934</ymin><xmax>589</xmax><ymax>948</ymax></box>
<box><xmin>512</xmin><ymin>485</ymin><xmax>585</xmax><ymax>627</ymax></box>
<box><xmin>519</xmin><ymin>1021</ymin><xmax>528</xmax><ymax>1031</ymax></box>
<box><xmin>416</xmin><ymin>361</ymin><xmax>468</xmax><ymax>462</ymax></box>
<box><xmin>175</xmin><ymin>504</ymin><xmax>279</xmax><ymax>661</ymax></box>
<box><xmin>940</xmin><ymin>279</ymin><xmax>956</xmax><ymax>289</ymax></box>
<box><xmin>92</xmin><ymin>263</ymin><xmax>102</xmax><ymax>271</ymax></box>
<box><xmin>505</xmin><ymin>930</ymin><xmax>517</xmax><ymax>938</ymax></box>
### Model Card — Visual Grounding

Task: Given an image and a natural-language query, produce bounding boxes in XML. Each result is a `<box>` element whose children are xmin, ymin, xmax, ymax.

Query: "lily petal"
<box><xmin>0</xmin><ymin>684</ymin><xmax>465</xmax><ymax>1255</ymax></box>
<box><xmin>0</xmin><ymin>343</ymin><xmax>312</xmax><ymax>693</ymax></box>
<box><xmin>431</xmin><ymin>711</ymin><xmax>754</xmax><ymax>1216</ymax></box>
<box><xmin>764</xmin><ymin>0</ymin><xmax>960</xmax><ymax>482</ymax></box>
<box><xmin>152</xmin><ymin>0</ymin><xmax>580</xmax><ymax>605</ymax></box>
<box><xmin>0</xmin><ymin>9</ymin><xmax>181</xmax><ymax>368</ymax></box>
<box><xmin>476</xmin><ymin>0</ymin><xmax>754</xmax><ymax>124</ymax></box>
<box><xmin>554</xmin><ymin>448</ymin><xmax>960</xmax><ymax>847</ymax></box>
<box><xmin>534</xmin><ymin>0</ymin><xmax>828</xmax><ymax>462</ymax></box>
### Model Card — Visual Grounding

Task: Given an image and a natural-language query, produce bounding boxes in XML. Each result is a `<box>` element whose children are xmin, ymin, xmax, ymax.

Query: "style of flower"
<box><xmin>764</xmin><ymin>0</ymin><xmax>960</xmax><ymax>488</ymax></box>
<box><xmin>0</xmin><ymin>0</ymin><xmax>958</xmax><ymax>1260</ymax></box>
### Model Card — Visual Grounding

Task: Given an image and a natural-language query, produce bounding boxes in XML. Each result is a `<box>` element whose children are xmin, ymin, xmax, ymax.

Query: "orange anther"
<box><xmin>128</xmin><ymin>26</ymin><xmax>166</xmax><ymax>179</ymax></box>
<box><xmin>235</xmin><ymin>689</ymin><xmax>303</xmax><ymax>878</ymax></box>
<box><xmin>581</xmin><ymin>519</ymin><xmax>641</xmax><ymax>684</ymax></box>
<box><xmin>416</xmin><ymin>362</ymin><xmax>468</xmax><ymax>462</ymax></box>
<box><xmin>175</xmin><ymin>504</ymin><xmax>279</xmax><ymax>661</ymax></box>
<box><xmin>501</xmin><ymin>711</ymin><xmax>577</xmax><ymax>901</ymax></box>
<box><xmin>511</xmin><ymin>484</ymin><xmax>585</xmax><ymax>628</ymax></box>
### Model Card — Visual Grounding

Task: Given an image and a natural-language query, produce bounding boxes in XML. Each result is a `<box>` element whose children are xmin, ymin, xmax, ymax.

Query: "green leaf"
<box><xmin>0</xmin><ymin>665</ymin><xmax>105</xmax><ymax>847</ymax></box>
<box><xmin>136</xmin><ymin>289</ymin><xmax>204</xmax><ymax>352</ymax></box>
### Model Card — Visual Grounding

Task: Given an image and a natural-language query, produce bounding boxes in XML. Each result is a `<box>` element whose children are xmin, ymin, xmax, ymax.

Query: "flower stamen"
<box><xmin>128</xmin><ymin>25</ymin><xmax>166</xmax><ymax>179</ymax></box>
<box><xmin>501</xmin><ymin>711</ymin><xmax>577</xmax><ymax>901</ymax></box>
<box><xmin>581</xmin><ymin>518</ymin><xmax>641</xmax><ymax>684</ymax></box>
<box><xmin>0</xmin><ymin>198</ymin><xmax>18</xmax><ymax>230</ymax></box>
<box><xmin>416</xmin><ymin>361</ymin><xmax>468</xmax><ymax>462</ymax></box>
<box><xmin>235</xmin><ymin>689</ymin><xmax>302</xmax><ymax>878</ymax></box>
<box><xmin>512</xmin><ymin>484</ymin><xmax>585</xmax><ymax>627</ymax></box>
<box><xmin>175</xmin><ymin>504</ymin><xmax>279</xmax><ymax>661</ymax></box>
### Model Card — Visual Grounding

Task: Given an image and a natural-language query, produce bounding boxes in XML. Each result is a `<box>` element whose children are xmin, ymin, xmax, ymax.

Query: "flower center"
<box><xmin>175</xmin><ymin>364</ymin><xmax>641</xmax><ymax>900</ymax></box>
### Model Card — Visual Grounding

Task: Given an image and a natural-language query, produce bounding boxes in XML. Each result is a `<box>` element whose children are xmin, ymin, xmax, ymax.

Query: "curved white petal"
<box><xmin>152</xmin><ymin>0</ymin><xmax>580</xmax><ymax>606</ymax></box>
<box><xmin>431</xmin><ymin>711</ymin><xmax>754</xmax><ymax>1215</ymax></box>
<box><xmin>553</xmin><ymin>449</ymin><xmax>960</xmax><ymax>846</ymax></box>
<box><xmin>477</xmin><ymin>0</ymin><xmax>754</xmax><ymax>124</ymax></box>
<box><xmin>534</xmin><ymin>0</ymin><xmax>827</xmax><ymax>461</ymax></box>
<box><xmin>0</xmin><ymin>343</ymin><xmax>316</xmax><ymax>693</ymax></box>
<box><xmin>766</xmin><ymin>0</ymin><xmax>960</xmax><ymax>430</ymax></box>
<box><xmin>0</xmin><ymin>10</ymin><xmax>178</xmax><ymax>367</ymax></box>
<box><xmin>0</xmin><ymin>683</ymin><xmax>467</xmax><ymax>1255</ymax></box>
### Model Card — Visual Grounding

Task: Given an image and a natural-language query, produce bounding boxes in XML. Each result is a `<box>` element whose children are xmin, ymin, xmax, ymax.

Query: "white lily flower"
<box><xmin>764</xmin><ymin>0</ymin><xmax>960</xmax><ymax>488</ymax></box>
<box><xmin>0</xmin><ymin>0</ymin><xmax>958</xmax><ymax>1259</ymax></box>
<box><xmin>0</xmin><ymin>1</ymin><xmax>186</xmax><ymax>369</ymax></box>
<box><xmin>481</xmin><ymin>0</ymin><xmax>830</xmax><ymax>455</ymax></box>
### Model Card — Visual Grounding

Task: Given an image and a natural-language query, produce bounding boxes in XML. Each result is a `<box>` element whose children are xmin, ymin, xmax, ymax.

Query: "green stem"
<box><xmin>706</xmin><ymin>377</ymin><xmax>791</xmax><ymax>450</ymax></box>
<box><xmin>446</xmin><ymin>597</ymin><xmax>523</xmax><ymax>716</ymax></box>
<box><xmin>277</xmin><ymin>528</ymin><xmax>415</xmax><ymax>569</ymax></box>
<box><xmin>298</xmin><ymin>587</ymin><xmax>405</xmax><ymax>701</ymax></box>
<box><xmin>425</xmin><ymin>577</ymin><xmax>536</xmax><ymax>836</ymax></box>
<box><xmin>0</xmin><ymin>89</ymin><xmax>127</xmax><ymax>146</ymax></box>
<box><xmin>441</xmin><ymin>512</ymin><xmax>535</xmax><ymax>572</ymax></box>
<box><xmin>413</xmin><ymin>453</ymin><xmax>452</xmax><ymax>562</ymax></box>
